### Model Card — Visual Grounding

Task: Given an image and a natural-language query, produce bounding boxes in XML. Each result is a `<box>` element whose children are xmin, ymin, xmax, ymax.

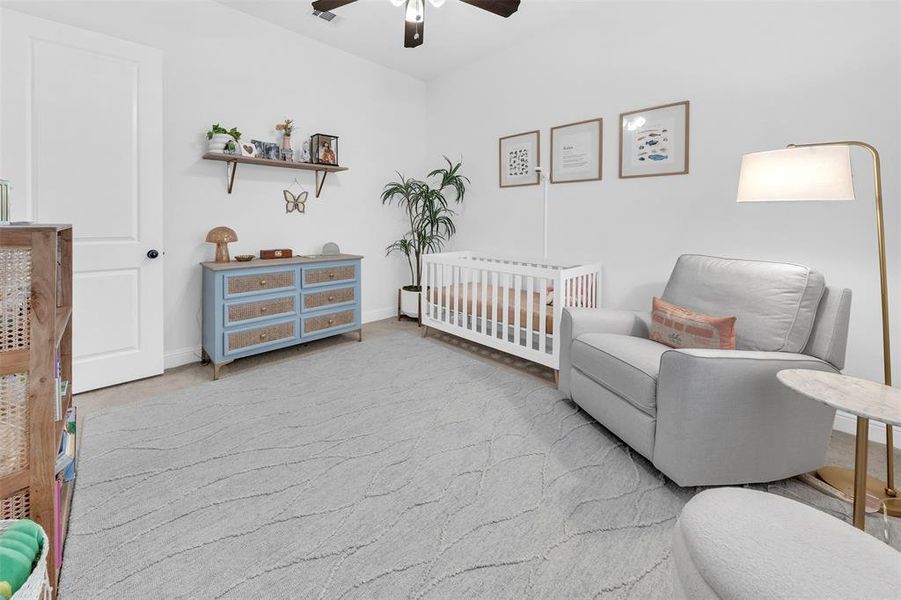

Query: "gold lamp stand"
<box><xmin>789</xmin><ymin>141</ymin><xmax>898</xmax><ymax>521</ymax></box>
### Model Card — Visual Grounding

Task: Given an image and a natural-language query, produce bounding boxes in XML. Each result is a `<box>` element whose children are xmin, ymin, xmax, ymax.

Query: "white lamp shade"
<box><xmin>736</xmin><ymin>146</ymin><xmax>855</xmax><ymax>203</ymax></box>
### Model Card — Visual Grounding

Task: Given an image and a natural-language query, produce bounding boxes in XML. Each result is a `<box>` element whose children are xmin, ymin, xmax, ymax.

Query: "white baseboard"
<box><xmin>163</xmin><ymin>306</ymin><xmax>397</xmax><ymax>370</ymax></box>
<box><xmin>833</xmin><ymin>410</ymin><xmax>901</xmax><ymax>448</ymax></box>
<box><xmin>164</xmin><ymin>345</ymin><xmax>203</xmax><ymax>369</ymax></box>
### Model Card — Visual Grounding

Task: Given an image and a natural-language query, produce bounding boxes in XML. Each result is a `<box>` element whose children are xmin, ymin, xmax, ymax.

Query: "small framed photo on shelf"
<box><xmin>499</xmin><ymin>130</ymin><xmax>540</xmax><ymax>187</ymax></box>
<box><xmin>619</xmin><ymin>101</ymin><xmax>689</xmax><ymax>178</ymax></box>
<box><xmin>551</xmin><ymin>118</ymin><xmax>603</xmax><ymax>184</ymax></box>
<box><xmin>311</xmin><ymin>134</ymin><xmax>339</xmax><ymax>166</ymax></box>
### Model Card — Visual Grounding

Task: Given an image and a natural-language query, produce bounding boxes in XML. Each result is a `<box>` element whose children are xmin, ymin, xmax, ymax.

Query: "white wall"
<box><xmin>427</xmin><ymin>1</ymin><xmax>899</xmax><ymax>371</ymax></box>
<box><xmin>2</xmin><ymin>0</ymin><xmax>427</xmax><ymax>367</ymax></box>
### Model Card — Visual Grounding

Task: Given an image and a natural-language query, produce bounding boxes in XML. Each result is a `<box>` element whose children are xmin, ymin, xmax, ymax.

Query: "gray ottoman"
<box><xmin>673</xmin><ymin>488</ymin><xmax>901</xmax><ymax>599</ymax></box>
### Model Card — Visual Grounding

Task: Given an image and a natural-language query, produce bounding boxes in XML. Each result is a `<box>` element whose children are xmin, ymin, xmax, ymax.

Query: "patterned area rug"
<box><xmin>59</xmin><ymin>329</ymin><xmax>898</xmax><ymax>599</ymax></box>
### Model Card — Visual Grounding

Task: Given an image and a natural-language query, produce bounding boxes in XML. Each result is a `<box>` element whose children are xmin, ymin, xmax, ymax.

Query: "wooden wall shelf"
<box><xmin>202</xmin><ymin>153</ymin><xmax>349</xmax><ymax>197</ymax></box>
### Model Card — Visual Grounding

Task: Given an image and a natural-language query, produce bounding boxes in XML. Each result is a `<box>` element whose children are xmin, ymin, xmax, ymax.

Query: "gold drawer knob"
<box><xmin>327</xmin><ymin>295</ymin><xmax>335</xmax><ymax>301</ymax></box>
<box><xmin>327</xmin><ymin>318</ymin><xmax>334</xmax><ymax>325</ymax></box>
<box><xmin>260</xmin><ymin>332</ymin><xmax>268</xmax><ymax>339</ymax></box>
<box><xmin>260</xmin><ymin>306</ymin><xmax>269</xmax><ymax>312</ymax></box>
<box><xmin>259</xmin><ymin>280</ymin><xmax>267</xmax><ymax>286</ymax></box>
<box><xmin>328</xmin><ymin>272</ymin><xmax>336</xmax><ymax>278</ymax></box>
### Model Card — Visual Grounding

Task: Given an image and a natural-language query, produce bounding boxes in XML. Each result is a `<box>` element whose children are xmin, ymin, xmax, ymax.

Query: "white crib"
<box><xmin>420</xmin><ymin>251</ymin><xmax>602</xmax><ymax>372</ymax></box>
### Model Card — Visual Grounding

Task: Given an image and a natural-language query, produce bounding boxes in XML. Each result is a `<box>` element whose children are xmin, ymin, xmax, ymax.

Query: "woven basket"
<box><xmin>1</xmin><ymin>520</ymin><xmax>51</xmax><ymax>600</ymax></box>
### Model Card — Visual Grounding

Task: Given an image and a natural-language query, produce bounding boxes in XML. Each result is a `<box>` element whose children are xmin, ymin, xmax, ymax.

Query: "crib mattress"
<box><xmin>433</xmin><ymin>283</ymin><xmax>554</xmax><ymax>334</ymax></box>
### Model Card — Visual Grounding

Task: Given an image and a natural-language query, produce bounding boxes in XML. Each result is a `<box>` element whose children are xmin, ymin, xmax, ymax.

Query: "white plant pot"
<box><xmin>400</xmin><ymin>288</ymin><xmax>420</xmax><ymax>318</ymax></box>
<box><xmin>208</xmin><ymin>133</ymin><xmax>233</xmax><ymax>153</ymax></box>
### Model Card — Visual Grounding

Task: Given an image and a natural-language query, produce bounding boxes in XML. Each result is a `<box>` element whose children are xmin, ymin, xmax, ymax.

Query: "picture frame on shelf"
<box><xmin>619</xmin><ymin>100</ymin><xmax>690</xmax><ymax>178</ymax></box>
<box><xmin>551</xmin><ymin>118</ymin><xmax>603</xmax><ymax>184</ymax></box>
<box><xmin>311</xmin><ymin>134</ymin><xmax>339</xmax><ymax>166</ymax></box>
<box><xmin>499</xmin><ymin>130</ymin><xmax>540</xmax><ymax>187</ymax></box>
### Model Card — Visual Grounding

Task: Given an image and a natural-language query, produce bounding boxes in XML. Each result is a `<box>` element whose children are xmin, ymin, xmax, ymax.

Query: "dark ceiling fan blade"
<box><xmin>404</xmin><ymin>1</ymin><xmax>424</xmax><ymax>48</ymax></box>
<box><xmin>311</xmin><ymin>0</ymin><xmax>358</xmax><ymax>12</ymax></box>
<box><xmin>459</xmin><ymin>0</ymin><xmax>520</xmax><ymax>17</ymax></box>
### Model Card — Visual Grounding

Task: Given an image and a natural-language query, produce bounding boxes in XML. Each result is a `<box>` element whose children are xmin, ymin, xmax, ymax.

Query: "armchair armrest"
<box><xmin>654</xmin><ymin>349</ymin><xmax>838</xmax><ymax>486</ymax></box>
<box><xmin>559</xmin><ymin>308</ymin><xmax>650</xmax><ymax>396</ymax></box>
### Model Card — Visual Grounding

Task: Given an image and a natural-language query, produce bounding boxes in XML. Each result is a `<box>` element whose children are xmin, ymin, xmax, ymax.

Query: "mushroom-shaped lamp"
<box><xmin>206</xmin><ymin>226</ymin><xmax>238</xmax><ymax>263</ymax></box>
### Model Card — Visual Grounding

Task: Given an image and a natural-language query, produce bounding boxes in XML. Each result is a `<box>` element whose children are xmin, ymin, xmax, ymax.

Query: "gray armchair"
<box><xmin>559</xmin><ymin>255</ymin><xmax>852</xmax><ymax>486</ymax></box>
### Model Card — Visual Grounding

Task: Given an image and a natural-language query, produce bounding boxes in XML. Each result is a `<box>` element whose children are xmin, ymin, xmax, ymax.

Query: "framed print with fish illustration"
<box><xmin>619</xmin><ymin>101</ymin><xmax>689</xmax><ymax>178</ymax></box>
<box><xmin>551</xmin><ymin>118</ymin><xmax>603</xmax><ymax>184</ymax></box>
<box><xmin>499</xmin><ymin>130</ymin><xmax>540</xmax><ymax>187</ymax></box>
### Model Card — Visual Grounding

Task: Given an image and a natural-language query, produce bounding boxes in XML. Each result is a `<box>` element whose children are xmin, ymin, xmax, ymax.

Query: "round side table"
<box><xmin>778</xmin><ymin>369</ymin><xmax>901</xmax><ymax>529</ymax></box>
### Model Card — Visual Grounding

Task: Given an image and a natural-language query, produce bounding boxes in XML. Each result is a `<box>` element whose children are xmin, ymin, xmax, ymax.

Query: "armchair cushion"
<box><xmin>571</xmin><ymin>333</ymin><xmax>670</xmax><ymax>416</ymax></box>
<box><xmin>662</xmin><ymin>255</ymin><xmax>825</xmax><ymax>353</ymax></box>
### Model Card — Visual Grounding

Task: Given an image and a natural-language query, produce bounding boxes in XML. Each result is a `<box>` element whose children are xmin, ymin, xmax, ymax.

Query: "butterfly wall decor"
<box><xmin>284</xmin><ymin>189</ymin><xmax>308</xmax><ymax>214</ymax></box>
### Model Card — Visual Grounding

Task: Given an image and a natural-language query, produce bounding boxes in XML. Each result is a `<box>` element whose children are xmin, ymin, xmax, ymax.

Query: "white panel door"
<box><xmin>1</xmin><ymin>9</ymin><xmax>164</xmax><ymax>392</ymax></box>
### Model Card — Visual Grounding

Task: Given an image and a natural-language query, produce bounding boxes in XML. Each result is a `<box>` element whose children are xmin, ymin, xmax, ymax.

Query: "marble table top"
<box><xmin>777</xmin><ymin>369</ymin><xmax>901</xmax><ymax>427</ymax></box>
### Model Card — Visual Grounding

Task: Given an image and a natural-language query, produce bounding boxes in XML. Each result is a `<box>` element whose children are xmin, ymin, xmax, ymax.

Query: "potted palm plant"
<box><xmin>382</xmin><ymin>157</ymin><xmax>468</xmax><ymax>319</ymax></box>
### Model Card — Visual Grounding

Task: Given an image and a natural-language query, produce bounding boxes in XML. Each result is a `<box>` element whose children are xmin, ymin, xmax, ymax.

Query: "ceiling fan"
<box><xmin>310</xmin><ymin>0</ymin><xmax>521</xmax><ymax>48</ymax></box>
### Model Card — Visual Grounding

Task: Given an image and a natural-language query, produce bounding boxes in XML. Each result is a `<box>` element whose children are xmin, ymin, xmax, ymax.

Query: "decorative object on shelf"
<box><xmin>240</xmin><ymin>141</ymin><xmax>257</xmax><ymax>157</ymax></box>
<box><xmin>299</xmin><ymin>140</ymin><xmax>312</xmax><ymax>163</ymax></box>
<box><xmin>276</xmin><ymin>119</ymin><xmax>294</xmax><ymax>150</ymax></box>
<box><xmin>382</xmin><ymin>157</ymin><xmax>468</xmax><ymax>319</ymax></box>
<box><xmin>322</xmin><ymin>242</ymin><xmax>340</xmax><ymax>256</ymax></box>
<box><xmin>206</xmin><ymin>123</ymin><xmax>241</xmax><ymax>154</ymax></box>
<box><xmin>282</xmin><ymin>148</ymin><xmax>294</xmax><ymax>162</ymax></box>
<box><xmin>619</xmin><ymin>100</ymin><xmax>689</xmax><ymax>178</ymax></box>
<box><xmin>205</xmin><ymin>226</ymin><xmax>238</xmax><ymax>263</ymax></box>
<box><xmin>251</xmin><ymin>139</ymin><xmax>280</xmax><ymax>161</ymax></box>
<box><xmin>202</xmin><ymin>153</ymin><xmax>348</xmax><ymax>196</ymax></box>
<box><xmin>311</xmin><ymin>0</ymin><xmax>521</xmax><ymax>48</ymax></box>
<box><xmin>260</xmin><ymin>248</ymin><xmax>293</xmax><ymax>259</ymax></box>
<box><xmin>0</xmin><ymin>179</ymin><xmax>10</xmax><ymax>224</ymax></box>
<box><xmin>551</xmin><ymin>118</ymin><xmax>602</xmax><ymax>184</ymax></box>
<box><xmin>234</xmin><ymin>255</ymin><xmax>255</xmax><ymax>262</ymax></box>
<box><xmin>499</xmin><ymin>130</ymin><xmax>540</xmax><ymax>187</ymax></box>
<box><xmin>311</xmin><ymin>133</ymin><xmax>339</xmax><ymax>166</ymax></box>
<box><xmin>737</xmin><ymin>140</ymin><xmax>897</xmax><ymax>525</ymax></box>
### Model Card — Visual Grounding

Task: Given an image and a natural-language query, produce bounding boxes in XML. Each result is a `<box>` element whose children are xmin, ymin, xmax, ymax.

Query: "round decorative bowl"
<box><xmin>234</xmin><ymin>255</ymin><xmax>255</xmax><ymax>262</ymax></box>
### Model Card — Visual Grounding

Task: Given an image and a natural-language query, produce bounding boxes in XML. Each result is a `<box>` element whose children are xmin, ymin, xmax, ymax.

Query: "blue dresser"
<box><xmin>201</xmin><ymin>254</ymin><xmax>363</xmax><ymax>379</ymax></box>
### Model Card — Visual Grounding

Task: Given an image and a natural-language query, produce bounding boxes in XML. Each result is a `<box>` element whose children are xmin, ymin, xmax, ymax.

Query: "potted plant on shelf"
<box><xmin>206</xmin><ymin>123</ymin><xmax>242</xmax><ymax>154</ymax></box>
<box><xmin>382</xmin><ymin>157</ymin><xmax>468</xmax><ymax>319</ymax></box>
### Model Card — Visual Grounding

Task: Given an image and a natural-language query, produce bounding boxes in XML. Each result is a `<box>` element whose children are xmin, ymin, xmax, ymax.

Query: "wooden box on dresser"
<box><xmin>201</xmin><ymin>254</ymin><xmax>363</xmax><ymax>379</ymax></box>
<box><xmin>0</xmin><ymin>224</ymin><xmax>74</xmax><ymax>598</ymax></box>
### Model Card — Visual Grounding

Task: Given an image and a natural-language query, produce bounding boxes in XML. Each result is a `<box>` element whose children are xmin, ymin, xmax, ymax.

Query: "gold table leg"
<box><xmin>852</xmin><ymin>416</ymin><xmax>870</xmax><ymax>529</ymax></box>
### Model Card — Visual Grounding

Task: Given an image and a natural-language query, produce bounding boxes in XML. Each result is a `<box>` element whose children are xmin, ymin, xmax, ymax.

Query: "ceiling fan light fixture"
<box><xmin>405</xmin><ymin>0</ymin><xmax>424</xmax><ymax>23</ymax></box>
<box><xmin>389</xmin><ymin>0</ymin><xmax>405</xmax><ymax>6</ymax></box>
<box><xmin>428</xmin><ymin>0</ymin><xmax>446</xmax><ymax>7</ymax></box>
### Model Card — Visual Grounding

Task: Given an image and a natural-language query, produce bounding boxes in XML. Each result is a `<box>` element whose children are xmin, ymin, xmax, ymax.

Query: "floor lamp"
<box><xmin>736</xmin><ymin>141</ymin><xmax>898</xmax><ymax>515</ymax></box>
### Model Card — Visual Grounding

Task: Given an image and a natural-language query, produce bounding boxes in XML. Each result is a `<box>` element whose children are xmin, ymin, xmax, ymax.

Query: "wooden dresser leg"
<box><xmin>213</xmin><ymin>362</ymin><xmax>231</xmax><ymax>380</ymax></box>
<box><xmin>553</xmin><ymin>369</ymin><xmax>560</xmax><ymax>386</ymax></box>
<box><xmin>358</xmin><ymin>328</ymin><xmax>363</xmax><ymax>342</ymax></box>
<box><xmin>422</xmin><ymin>325</ymin><xmax>429</xmax><ymax>338</ymax></box>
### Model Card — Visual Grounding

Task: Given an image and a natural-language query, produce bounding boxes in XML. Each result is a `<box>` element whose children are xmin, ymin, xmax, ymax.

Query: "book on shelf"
<box><xmin>55</xmin><ymin>407</ymin><xmax>76</xmax><ymax>480</ymax></box>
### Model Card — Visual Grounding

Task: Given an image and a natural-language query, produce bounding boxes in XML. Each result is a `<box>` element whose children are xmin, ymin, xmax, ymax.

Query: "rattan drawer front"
<box><xmin>226</xmin><ymin>270</ymin><xmax>295</xmax><ymax>296</ymax></box>
<box><xmin>302</xmin><ymin>287</ymin><xmax>355</xmax><ymax>311</ymax></box>
<box><xmin>226</xmin><ymin>296</ymin><xmax>296</xmax><ymax>325</ymax></box>
<box><xmin>303</xmin><ymin>264</ymin><xmax>356</xmax><ymax>287</ymax></box>
<box><xmin>227</xmin><ymin>321</ymin><xmax>296</xmax><ymax>353</ymax></box>
<box><xmin>303</xmin><ymin>310</ymin><xmax>355</xmax><ymax>335</ymax></box>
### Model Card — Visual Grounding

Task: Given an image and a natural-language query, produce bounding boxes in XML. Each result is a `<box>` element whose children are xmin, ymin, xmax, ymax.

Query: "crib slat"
<box><xmin>492</xmin><ymin>271</ymin><xmax>500</xmax><ymax>339</ymax></box>
<box><xmin>462</xmin><ymin>266</ymin><xmax>470</xmax><ymax>330</ymax></box>
<box><xmin>452</xmin><ymin>265</ymin><xmax>459</xmax><ymax>326</ymax></box>
<box><xmin>526</xmin><ymin>275</ymin><xmax>534</xmax><ymax>351</ymax></box>
<box><xmin>481</xmin><ymin>269</ymin><xmax>488</xmax><ymax>336</ymax></box>
<box><xmin>514</xmin><ymin>274</ymin><xmax>522</xmax><ymax>346</ymax></box>
<box><xmin>502</xmin><ymin>273</ymin><xmax>510</xmax><ymax>341</ymax></box>
<box><xmin>539</xmin><ymin>278</ymin><xmax>547</xmax><ymax>353</ymax></box>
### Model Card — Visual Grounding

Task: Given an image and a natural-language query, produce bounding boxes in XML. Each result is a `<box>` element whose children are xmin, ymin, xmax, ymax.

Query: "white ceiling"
<box><xmin>217</xmin><ymin>0</ymin><xmax>596</xmax><ymax>81</ymax></box>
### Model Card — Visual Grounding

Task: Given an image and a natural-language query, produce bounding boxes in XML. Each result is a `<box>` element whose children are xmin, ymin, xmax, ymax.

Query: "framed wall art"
<box><xmin>551</xmin><ymin>118</ymin><xmax>602</xmax><ymax>184</ymax></box>
<box><xmin>499</xmin><ymin>130</ymin><xmax>540</xmax><ymax>187</ymax></box>
<box><xmin>619</xmin><ymin>101</ymin><xmax>689</xmax><ymax>178</ymax></box>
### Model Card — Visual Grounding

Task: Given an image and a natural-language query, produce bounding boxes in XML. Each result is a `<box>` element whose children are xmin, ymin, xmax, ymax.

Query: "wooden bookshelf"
<box><xmin>202</xmin><ymin>152</ymin><xmax>348</xmax><ymax>196</ymax></box>
<box><xmin>0</xmin><ymin>223</ymin><xmax>73</xmax><ymax>596</ymax></box>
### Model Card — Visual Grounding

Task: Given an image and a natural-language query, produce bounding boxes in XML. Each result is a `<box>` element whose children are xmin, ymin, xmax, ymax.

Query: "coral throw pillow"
<box><xmin>650</xmin><ymin>297</ymin><xmax>736</xmax><ymax>350</ymax></box>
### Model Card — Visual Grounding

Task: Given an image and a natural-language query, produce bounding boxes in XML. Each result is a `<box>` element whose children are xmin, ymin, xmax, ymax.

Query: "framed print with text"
<box><xmin>551</xmin><ymin>118</ymin><xmax>602</xmax><ymax>184</ymax></box>
<box><xmin>619</xmin><ymin>101</ymin><xmax>689</xmax><ymax>178</ymax></box>
<box><xmin>499</xmin><ymin>130</ymin><xmax>540</xmax><ymax>187</ymax></box>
